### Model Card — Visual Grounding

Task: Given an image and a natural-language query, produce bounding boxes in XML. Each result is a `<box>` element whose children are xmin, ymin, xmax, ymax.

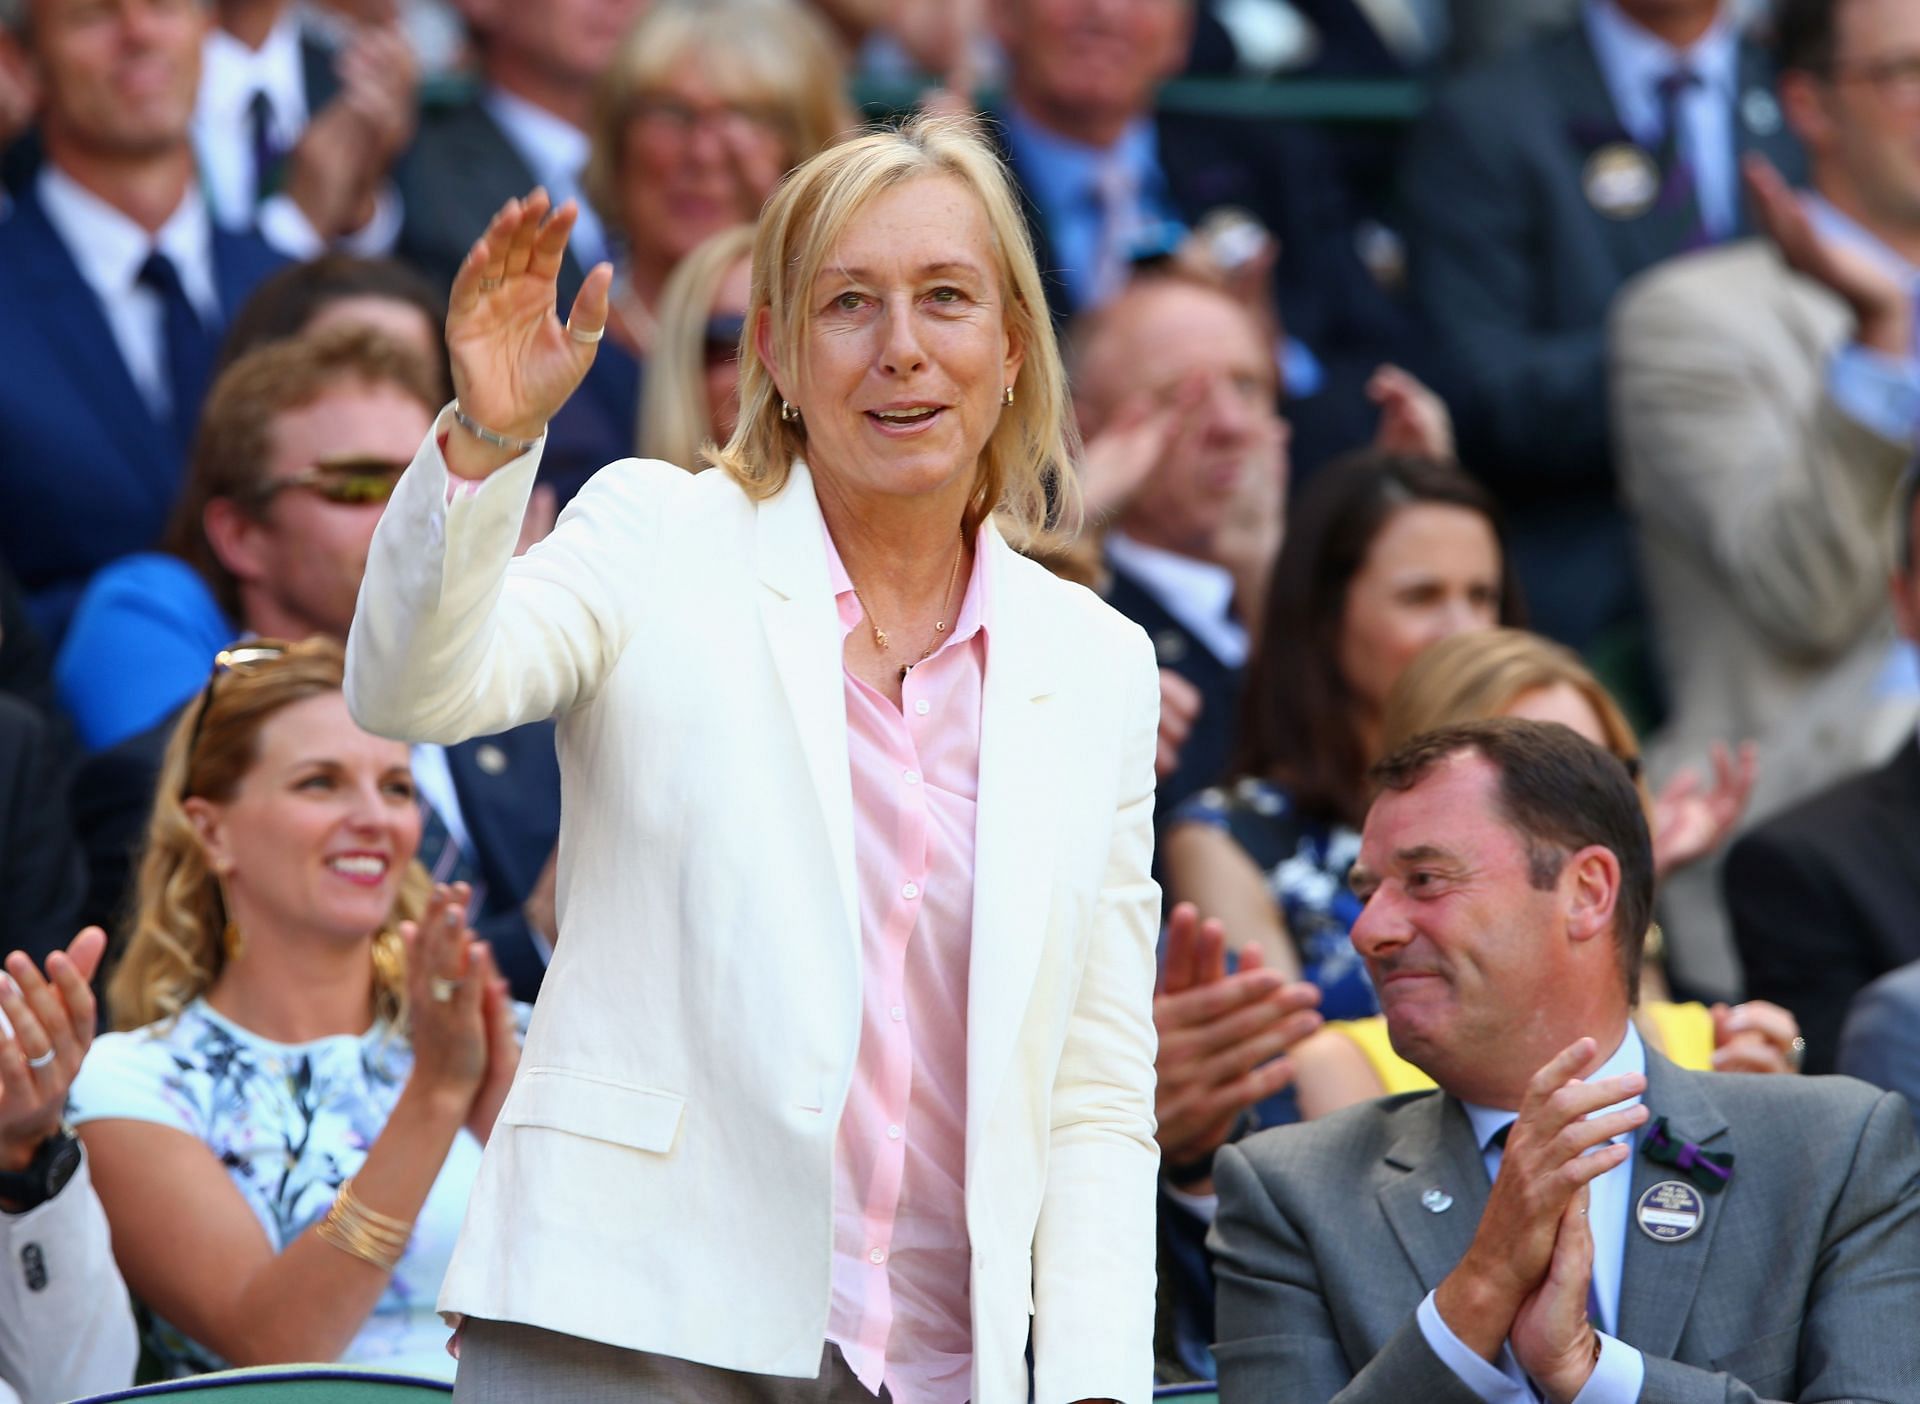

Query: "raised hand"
<box><xmin>1511</xmin><ymin>1188</ymin><xmax>1602</xmax><ymax>1403</ymax></box>
<box><xmin>1435</xmin><ymin>1038</ymin><xmax>1647</xmax><ymax>1361</ymax></box>
<box><xmin>1710</xmin><ymin>999</ymin><xmax>1804</xmax><ymax>1075</ymax></box>
<box><xmin>445</xmin><ymin>190</ymin><xmax>615</xmax><ymax>477</ymax></box>
<box><xmin>0</xmin><ymin>928</ymin><xmax>107</xmax><ymax>1173</ymax></box>
<box><xmin>1154</xmin><ymin>902</ymin><xmax>1323</xmax><ymax>1190</ymax></box>
<box><xmin>1746</xmin><ymin>154</ymin><xmax>1913</xmax><ymax>355</ymax></box>
<box><xmin>1155</xmin><ymin>669</ymin><xmax>1201</xmax><ymax>780</ymax></box>
<box><xmin>1078</xmin><ymin>379</ymin><xmax>1203</xmax><ymax>521</ymax></box>
<box><xmin>1368</xmin><ymin>364</ymin><xmax>1455</xmax><ymax>462</ymax></box>
<box><xmin>1651</xmin><ymin>741</ymin><xmax>1756</xmax><ymax>878</ymax></box>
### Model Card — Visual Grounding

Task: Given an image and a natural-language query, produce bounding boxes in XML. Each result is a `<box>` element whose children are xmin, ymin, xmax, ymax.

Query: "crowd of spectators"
<box><xmin>0</xmin><ymin>0</ymin><xmax>1918</xmax><ymax>1396</ymax></box>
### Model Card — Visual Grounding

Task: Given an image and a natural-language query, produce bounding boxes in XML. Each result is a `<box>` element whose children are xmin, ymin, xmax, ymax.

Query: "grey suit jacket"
<box><xmin>1611</xmin><ymin>239</ymin><xmax>1918</xmax><ymax>1000</ymax></box>
<box><xmin>1840</xmin><ymin>961</ymin><xmax>1920</xmax><ymax>1130</ymax></box>
<box><xmin>1210</xmin><ymin>1051</ymin><xmax>1920</xmax><ymax>1403</ymax></box>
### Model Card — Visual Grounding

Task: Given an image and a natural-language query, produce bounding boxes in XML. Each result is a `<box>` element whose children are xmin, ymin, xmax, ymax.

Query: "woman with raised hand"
<box><xmin>68</xmin><ymin>638</ymin><xmax>520</xmax><ymax>1378</ymax></box>
<box><xmin>346</xmin><ymin>116</ymin><xmax>1160</xmax><ymax>1402</ymax></box>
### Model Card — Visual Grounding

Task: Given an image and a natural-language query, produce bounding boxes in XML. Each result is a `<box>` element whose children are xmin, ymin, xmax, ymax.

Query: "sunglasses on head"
<box><xmin>250</xmin><ymin>456</ymin><xmax>409</xmax><ymax>508</ymax></box>
<box><xmin>179</xmin><ymin>643</ymin><xmax>291</xmax><ymax>799</ymax></box>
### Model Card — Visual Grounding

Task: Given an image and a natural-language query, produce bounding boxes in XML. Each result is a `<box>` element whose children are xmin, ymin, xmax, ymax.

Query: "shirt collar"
<box><xmin>36</xmin><ymin>164</ymin><xmax>217</xmax><ymax>316</ymax></box>
<box><xmin>1805</xmin><ymin>194</ymin><xmax>1920</xmax><ymax>297</ymax></box>
<box><xmin>820</xmin><ymin>509</ymin><xmax>994</xmax><ymax>654</ymax></box>
<box><xmin>1584</xmin><ymin>0</ymin><xmax>1740</xmax><ymax>110</ymax></box>
<box><xmin>484</xmin><ymin>86</ymin><xmax>590</xmax><ymax>190</ymax></box>
<box><xmin>1463</xmin><ymin>1022</ymin><xmax>1647</xmax><ymax>1151</ymax></box>
<box><xmin>1001</xmin><ymin>101</ymin><xmax>1159</xmax><ymax>207</ymax></box>
<box><xmin>200</xmin><ymin>10</ymin><xmax>309</xmax><ymax>136</ymax></box>
<box><xmin>1105</xmin><ymin>530</ymin><xmax>1238</xmax><ymax>628</ymax></box>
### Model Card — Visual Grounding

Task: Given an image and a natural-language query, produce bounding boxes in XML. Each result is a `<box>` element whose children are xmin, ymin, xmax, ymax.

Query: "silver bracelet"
<box><xmin>451</xmin><ymin>400</ymin><xmax>543</xmax><ymax>453</ymax></box>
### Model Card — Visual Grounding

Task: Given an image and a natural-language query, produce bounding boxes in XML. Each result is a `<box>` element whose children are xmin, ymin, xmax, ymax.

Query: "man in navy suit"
<box><xmin>0</xmin><ymin>0</ymin><xmax>284</xmax><ymax>646</ymax></box>
<box><xmin>1398</xmin><ymin>0</ymin><xmax>1805</xmax><ymax>650</ymax></box>
<box><xmin>991</xmin><ymin>0</ymin><xmax>1419</xmax><ymax>476</ymax></box>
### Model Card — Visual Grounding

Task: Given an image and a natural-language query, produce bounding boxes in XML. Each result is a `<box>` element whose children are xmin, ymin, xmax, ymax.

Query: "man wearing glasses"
<box><xmin>60</xmin><ymin>327</ymin><xmax>563</xmax><ymax>1002</ymax></box>
<box><xmin>1611</xmin><ymin>0</ymin><xmax>1920</xmax><ymax>1008</ymax></box>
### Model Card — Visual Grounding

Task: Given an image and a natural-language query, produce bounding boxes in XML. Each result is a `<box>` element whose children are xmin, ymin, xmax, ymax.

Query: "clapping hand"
<box><xmin>1650</xmin><ymin>741</ymin><xmax>1756</xmax><ymax>878</ymax></box>
<box><xmin>1368</xmin><ymin>364</ymin><xmax>1455</xmax><ymax>463</ymax></box>
<box><xmin>1746</xmin><ymin>154</ymin><xmax>1914</xmax><ymax>356</ymax></box>
<box><xmin>1709</xmin><ymin>1000</ymin><xmax>1804</xmax><ymax>1075</ymax></box>
<box><xmin>445</xmin><ymin>191</ymin><xmax>615</xmax><ymax>477</ymax></box>
<box><xmin>1154</xmin><ymin>903</ymin><xmax>1322</xmax><ymax>1192</ymax></box>
<box><xmin>0</xmin><ymin>928</ymin><xmax>107</xmax><ymax>1175</ymax></box>
<box><xmin>1510</xmin><ymin>1186</ymin><xmax>1602</xmax><ymax>1404</ymax></box>
<box><xmin>400</xmin><ymin>884</ymin><xmax>516</xmax><ymax>1139</ymax></box>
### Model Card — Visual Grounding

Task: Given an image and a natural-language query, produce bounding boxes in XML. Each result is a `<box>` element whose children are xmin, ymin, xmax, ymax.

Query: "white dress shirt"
<box><xmin>1417</xmin><ymin>1025</ymin><xmax>1649</xmax><ymax>1403</ymax></box>
<box><xmin>483</xmin><ymin>87</ymin><xmax>609</xmax><ymax>273</ymax></box>
<box><xmin>35</xmin><ymin>167</ymin><xmax>219</xmax><ymax>421</ymax></box>
<box><xmin>195</xmin><ymin>10</ymin><xmax>402</xmax><ymax>257</ymax></box>
<box><xmin>1584</xmin><ymin>0</ymin><xmax>1742</xmax><ymax>240</ymax></box>
<box><xmin>1104</xmin><ymin>531</ymin><xmax>1249</xmax><ymax>669</ymax></box>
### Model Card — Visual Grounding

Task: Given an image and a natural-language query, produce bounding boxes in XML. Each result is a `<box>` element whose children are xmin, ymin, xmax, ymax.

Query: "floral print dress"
<box><xmin>68</xmin><ymin>1000</ymin><xmax>485</xmax><ymax>1379</ymax></box>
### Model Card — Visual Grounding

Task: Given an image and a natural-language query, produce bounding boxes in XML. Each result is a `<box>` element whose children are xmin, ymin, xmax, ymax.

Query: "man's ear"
<box><xmin>1563</xmin><ymin>844</ymin><xmax>1622</xmax><ymax>946</ymax></box>
<box><xmin>203</xmin><ymin>497</ymin><xmax>272</xmax><ymax>592</ymax></box>
<box><xmin>1778</xmin><ymin>72</ymin><xmax>1832</xmax><ymax>153</ymax></box>
<box><xmin>182</xmin><ymin>796</ymin><xmax>234</xmax><ymax>878</ymax></box>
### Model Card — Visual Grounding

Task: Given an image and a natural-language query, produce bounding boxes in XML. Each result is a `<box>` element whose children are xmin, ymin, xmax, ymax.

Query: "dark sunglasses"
<box><xmin>704</xmin><ymin>314</ymin><xmax>746</xmax><ymax>366</ymax></box>
<box><xmin>179</xmin><ymin>643</ymin><xmax>291</xmax><ymax>798</ymax></box>
<box><xmin>249</xmin><ymin>457</ymin><xmax>409</xmax><ymax>508</ymax></box>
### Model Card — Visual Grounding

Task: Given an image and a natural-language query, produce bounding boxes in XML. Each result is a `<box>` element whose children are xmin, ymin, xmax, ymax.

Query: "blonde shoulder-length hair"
<box><xmin>582</xmin><ymin>0</ymin><xmax>856</xmax><ymax>232</ymax></box>
<box><xmin>637</xmin><ymin>223</ymin><xmax>756</xmax><ymax>469</ymax></box>
<box><xmin>1380</xmin><ymin>627</ymin><xmax>1652</xmax><ymax>816</ymax></box>
<box><xmin>108</xmin><ymin>636</ymin><xmax>430</xmax><ymax>1032</ymax></box>
<box><xmin>708</xmin><ymin>114</ymin><xmax>1082</xmax><ymax>545</ymax></box>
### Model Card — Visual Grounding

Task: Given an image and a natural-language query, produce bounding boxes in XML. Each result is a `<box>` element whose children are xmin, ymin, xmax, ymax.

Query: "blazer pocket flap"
<box><xmin>501</xmin><ymin>1068</ymin><xmax>686</xmax><ymax>1153</ymax></box>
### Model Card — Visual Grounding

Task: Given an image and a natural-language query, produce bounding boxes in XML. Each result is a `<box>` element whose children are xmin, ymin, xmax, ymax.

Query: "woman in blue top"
<box><xmin>69</xmin><ymin>637</ymin><xmax>521</xmax><ymax>1378</ymax></box>
<box><xmin>1161</xmin><ymin>451</ymin><xmax>1523</xmax><ymax>1020</ymax></box>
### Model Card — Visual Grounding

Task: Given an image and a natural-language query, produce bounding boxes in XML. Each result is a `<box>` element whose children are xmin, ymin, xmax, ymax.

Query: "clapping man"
<box><xmin>1211</xmin><ymin>719</ymin><xmax>1920</xmax><ymax>1402</ymax></box>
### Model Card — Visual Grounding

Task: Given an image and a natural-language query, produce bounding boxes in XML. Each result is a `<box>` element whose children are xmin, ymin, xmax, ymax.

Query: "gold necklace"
<box><xmin>850</xmin><ymin>539</ymin><xmax>965</xmax><ymax>681</ymax></box>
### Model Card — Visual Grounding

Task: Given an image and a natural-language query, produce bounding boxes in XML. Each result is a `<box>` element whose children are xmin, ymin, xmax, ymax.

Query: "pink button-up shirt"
<box><xmin>822</xmin><ymin>525</ymin><xmax>989</xmax><ymax>1404</ymax></box>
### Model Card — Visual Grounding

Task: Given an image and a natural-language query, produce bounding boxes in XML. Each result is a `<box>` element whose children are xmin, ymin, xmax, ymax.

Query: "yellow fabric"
<box><xmin>1332</xmin><ymin>1001</ymin><xmax>1718</xmax><ymax>1095</ymax></box>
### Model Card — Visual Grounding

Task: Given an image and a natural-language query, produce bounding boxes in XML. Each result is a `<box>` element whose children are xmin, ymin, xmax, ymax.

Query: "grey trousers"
<box><xmin>452</xmin><ymin>1319</ymin><xmax>894</xmax><ymax>1403</ymax></box>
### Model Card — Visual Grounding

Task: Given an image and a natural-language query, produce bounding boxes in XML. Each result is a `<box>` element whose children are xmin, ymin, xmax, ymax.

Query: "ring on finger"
<box><xmin>25</xmin><ymin>1049</ymin><xmax>55</xmax><ymax>1070</ymax></box>
<box><xmin>477</xmin><ymin>276</ymin><xmax>505</xmax><ymax>292</ymax></box>
<box><xmin>429</xmin><ymin>976</ymin><xmax>464</xmax><ymax>1004</ymax></box>
<box><xmin>566</xmin><ymin>322</ymin><xmax>605</xmax><ymax>344</ymax></box>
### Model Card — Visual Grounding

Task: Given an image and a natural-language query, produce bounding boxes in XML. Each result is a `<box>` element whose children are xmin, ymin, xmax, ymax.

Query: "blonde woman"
<box><xmin>1288</xmin><ymin>628</ymin><xmax>1795</xmax><ymax>1119</ymax></box>
<box><xmin>582</xmin><ymin>0</ymin><xmax>856</xmax><ymax>359</ymax></box>
<box><xmin>67</xmin><ymin>638</ymin><xmax>521</xmax><ymax>1378</ymax></box>
<box><xmin>635</xmin><ymin>222</ymin><xmax>755</xmax><ymax>468</ymax></box>
<box><xmin>348</xmin><ymin>115</ymin><xmax>1159</xmax><ymax>1400</ymax></box>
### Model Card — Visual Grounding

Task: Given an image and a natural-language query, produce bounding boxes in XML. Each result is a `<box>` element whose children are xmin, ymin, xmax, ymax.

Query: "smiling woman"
<box><xmin>67</xmin><ymin>637</ymin><xmax>523</xmax><ymax>1379</ymax></box>
<box><xmin>344</xmin><ymin>115</ymin><xmax>1160</xmax><ymax>1403</ymax></box>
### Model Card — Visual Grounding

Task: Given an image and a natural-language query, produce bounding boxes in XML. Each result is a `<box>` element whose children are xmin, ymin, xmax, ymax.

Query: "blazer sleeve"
<box><xmin>0</xmin><ymin>1153</ymin><xmax>138</xmax><ymax>1403</ymax></box>
<box><xmin>1838</xmin><ymin>971</ymin><xmax>1920</xmax><ymax>1128</ymax></box>
<box><xmin>345</xmin><ymin>411</ymin><xmax>677</xmax><ymax>743</ymax></box>
<box><xmin>1637</xmin><ymin>1091</ymin><xmax>1920</xmax><ymax>1404</ymax></box>
<box><xmin>1397</xmin><ymin>83</ymin><xmax>1610</xmax><ymax>493</ymax></box>
<box><xmin>1611</xmin><ymin>267</ymin><xmax>1911</xmax><ymax>663</ymax></box>
<box><xmin>1209</xmin><ymin>1142</ymin><xmax>1484</xmax><ymax>1404</ymax></box>
<box><xmin>1029</xmin><ymin>627</ymin><xmax>1162</xmax><ymax>1404</ymax></box>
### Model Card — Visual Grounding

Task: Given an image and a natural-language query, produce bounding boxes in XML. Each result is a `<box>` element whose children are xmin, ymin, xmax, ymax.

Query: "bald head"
<box><xmin>1071</xmin><ymin>274</ymin><xmax>1284</xmax><ymax>557</ymax></box>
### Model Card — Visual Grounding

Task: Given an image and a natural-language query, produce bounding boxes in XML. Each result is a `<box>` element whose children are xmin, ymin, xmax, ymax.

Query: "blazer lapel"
<box><xmin>754</xmin><ymin>464</ymin><xmax>860</xmax><ymax>956</ymax></box>
<box><xmin>1733</xmin><ymin>42</ymin><xmax>1807</xmax><ymax>227</ymax></box>
<box><xmin>1615</xmin><ymin>1053</ymin><xmax>1731</xmax><ymax>1359</ymax></box>
<box><xmin>1377</xmin><ymin>1093</ymin><xmax>1490</xmax><ymax>1293</ymax></box>
<box><xmin>966</xmin><ymin>531</ymin><xmax>1067</xmax><ymax>1169</ymax></box>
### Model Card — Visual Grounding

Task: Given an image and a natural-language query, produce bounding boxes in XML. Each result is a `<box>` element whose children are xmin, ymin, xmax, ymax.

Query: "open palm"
<box><xmin>447</xmin><ymin>189</ymin><xmax>614</xmax><ymax>450</ymax></box>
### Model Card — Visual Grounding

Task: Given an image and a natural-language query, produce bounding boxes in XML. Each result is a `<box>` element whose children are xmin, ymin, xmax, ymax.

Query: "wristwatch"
<box><xmin>0</xmin><ymin>1129</ymin><xmax>81</xmax><ymax>1213</ymax></box>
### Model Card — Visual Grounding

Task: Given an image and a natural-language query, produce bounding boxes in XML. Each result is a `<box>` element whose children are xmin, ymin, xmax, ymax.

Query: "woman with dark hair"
<box><xmin>1160</xmin><ymin>451</ymin><xmax>1523</xmax><ymax>1019</ymax></box>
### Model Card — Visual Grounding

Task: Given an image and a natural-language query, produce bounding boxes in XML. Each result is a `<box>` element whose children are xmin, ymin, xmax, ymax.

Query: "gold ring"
<box><xmin>429</xmin><ymin>977</ymin><xmax>463</xmax><ymax>1004</ymax></box>
<box><xmin>566</xmin><ymin>323</ymin><xmax>605</xmax><ymax>344</ymax></box>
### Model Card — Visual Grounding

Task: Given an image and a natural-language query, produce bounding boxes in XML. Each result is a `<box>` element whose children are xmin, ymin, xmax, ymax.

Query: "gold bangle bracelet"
<box><xmin>315</xmin><ymin>1179</ymin><xmax>413</xmax><ymax>1273</ymax></box>
<box><xmin>316</xmin><ymin>1211</ymin><xmax>404</xmax><ymax>1273</ymax></box>
<box><xmin>335</xmin><ymin>1179</ymin><xmax>414</xmax><ymax>1239</ymax></box>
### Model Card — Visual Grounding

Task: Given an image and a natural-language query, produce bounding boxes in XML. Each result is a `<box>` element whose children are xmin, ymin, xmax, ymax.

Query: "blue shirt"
<box><xmin>1584</xmin><ymin>0</ymin><xmax>1742</xmax><ymax>239</ymax></box>
<box><xmin>998</xmin><ymin>103</ymin><xmax>1183</xmax><ymax>314</ymax></box>
<box><xmin>1416</xmin><ymin>1024</ymin><xmax>1649</xmax><ymax>1403</ymax></box>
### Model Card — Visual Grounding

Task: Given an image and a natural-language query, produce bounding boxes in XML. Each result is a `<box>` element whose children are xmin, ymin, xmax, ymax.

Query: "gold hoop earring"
<box><xmin>780</xmin><ymin>400</ymin><xmax>800</xmax><ymax>425</ymax></box>
<box><xmin>222</xmin><ymin>921</ymin><xmax>244</xmax><ymax>963</ymax></box>
<box><xmin>1003</xmin><ymin>385</ymin><xmax>1015</xmax><ymax>407</ymax></box>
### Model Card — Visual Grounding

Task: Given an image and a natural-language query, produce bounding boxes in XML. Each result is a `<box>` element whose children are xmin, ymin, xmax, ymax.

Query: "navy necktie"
<box><xmin>249</xmin><ymin>90</ymin><xmax>286</xmax><ymax>204</ymax></box>
<box><xmin>136</xmin><ymin>250</ymin><xmax>215</xmax><ymax>453</ymax></box>
<box><xmin>418</xmin><ymin>794</ymin><xmax>485</xmax><ymax>899</ymax></box>
<box><xmin>1655</xmin><ymin>68</ymin><xmax>1710</xmax><ymax>250</ymax></box>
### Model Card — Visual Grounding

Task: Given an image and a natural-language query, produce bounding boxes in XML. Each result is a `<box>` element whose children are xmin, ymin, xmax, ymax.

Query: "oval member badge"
<box><xmin>1637</xmin><ymin>1179</ymin><xmax>1705</xmax><ymax>1242</ymax></box>
<box><xmin>1583</xmin><ymin>143</ymin><xmax>1661</xmax><ymax>221</ymax></box>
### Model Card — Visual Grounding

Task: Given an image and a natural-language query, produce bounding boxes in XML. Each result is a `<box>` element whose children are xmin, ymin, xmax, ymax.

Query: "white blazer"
<box><xmin>345</xmin><ymin>418</ymin><xmax>1163</xmax><ymax>1404</ymax></box>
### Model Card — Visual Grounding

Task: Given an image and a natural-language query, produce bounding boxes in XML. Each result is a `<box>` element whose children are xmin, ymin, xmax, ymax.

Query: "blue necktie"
<box><xmin>249</xmin><ymin>90</ymin><xmax>287</xmax><ymax>204</ymax></box>
<box><xmin>136</xmin><ymin>250</ymin><xmax>215</xmax><ymax>454</ymax></box>
<box><xmin>1655</xmin><ymin>68</ymin><xmax>1710</xmax><ymax>251</ymax></box>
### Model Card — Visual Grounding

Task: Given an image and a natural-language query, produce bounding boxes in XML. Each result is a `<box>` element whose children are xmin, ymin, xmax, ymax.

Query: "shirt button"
<box><xmin>903</xmin><ymin>769</ymin><xmax>921</xmax><ymax>785</ymax></box>
<box><xmin>913</xmin><ymin>699</ymin><xmax>930</xmax><ymax>715</ymax></box>
<box><xmin>889</xmin><ymin>1005</ymin><xmax>905</xmax><ymax>1021</ymax></box>
<box><xmin>901</xmin><ymin>882</ymin><xmax>919</xmax><ymax>900</ymax></box>
<box><xmin>887</xmin><ymin>1124</ymin><xmax>903</xmax><ymax>1140</ymax></box>
<box><xmin>869</xmin><ymin>1247</ymin><xmax>887</xmax><ymax>1265</ymax></box>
